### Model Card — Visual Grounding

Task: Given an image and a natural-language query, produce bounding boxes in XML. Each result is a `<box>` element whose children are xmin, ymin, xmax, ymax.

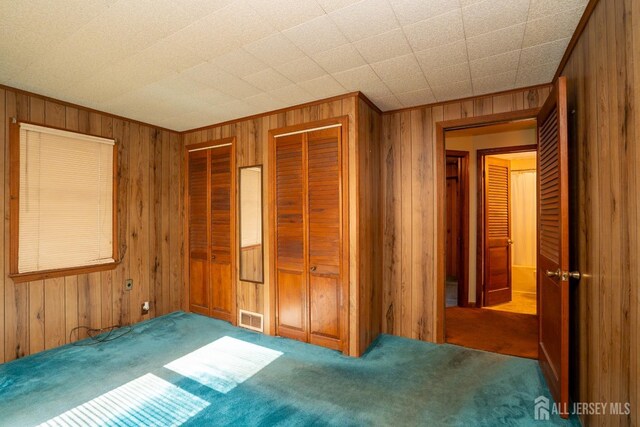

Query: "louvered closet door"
<box><xmin>188</xmin><ymin>150</ymin><xmax>210</xmax><ymax>315</ymax></box>
<box><xmin>537</xmin><ymin>77</ymin><xmax>570</xmax><ymax>417</ymax></box>
<box><xmin>275</xmin><ymin>133</ymin><xmax>307</xmax><ymax>342</ymax></box>
<box><xmin>484</xmin><ymin>157</ymin><xmax>512</xmax><ymax>306</ymax></box>
<box><xmin>210</xmin><ymin>145</ymin><xmax>233</xmax><ymax>322</ymax></box>
<box><xmin>307</xmin><ymin>128</ymin><xmax>343</xmax><ymax>350</ymax></box>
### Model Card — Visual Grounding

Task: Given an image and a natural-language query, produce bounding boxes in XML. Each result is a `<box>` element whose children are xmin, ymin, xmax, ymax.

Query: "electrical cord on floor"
<box><xmin>69</xmin><ymin>324</ymin><xmax>133</xmax><ymax>346</ymax></box>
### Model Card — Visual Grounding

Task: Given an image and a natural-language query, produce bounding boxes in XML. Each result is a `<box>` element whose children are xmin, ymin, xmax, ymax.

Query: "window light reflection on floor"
<box><xmin>164</xmin><ymin>336</ymin><xmax>283</xmax><ymax>394</ymax></box>
<box><xmin>38</xmin><ymin>373</ymin><xmax>210</xmax><ymax>427</ymax></box>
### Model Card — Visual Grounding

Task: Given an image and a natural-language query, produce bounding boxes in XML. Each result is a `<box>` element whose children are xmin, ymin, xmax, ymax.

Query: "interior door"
<box><xmin>537</xmin><ymin>77</ymin><xmax>571</xmax><ymax>418</ymax></box>
<box><xmin>188</xmin><ymin>150</ymin><xmax>210</xmax><ymax>315</ymax></box>
<box><xmin>446</xmin><ymin>156</ymin><xmax>461</xmax><ymax>280</ymax></box>
<box><xmin>307</xmin><ymin>127</ymin><xmax>343</xmax><ymax>351</ymax></box>
<box><xmin>484</xmin><ymin>156</ymin><xmax>512</xmax><ymax>306</ymax></box>
<box><xmin>275</xmin><ymin>133</ymin><xmax>307</xmax><ymax>342</ymax></box>
<box><xmin>209</xmin><ymin>144</ymin><xmax>234</xmax><ymax>322</ymax></box>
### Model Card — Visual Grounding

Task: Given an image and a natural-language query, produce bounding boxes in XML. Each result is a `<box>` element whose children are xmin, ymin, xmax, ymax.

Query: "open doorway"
<box><xmin>443</xmin><ymin>119</ymin><xmax>539</xmax><ymax>359</ymax></box>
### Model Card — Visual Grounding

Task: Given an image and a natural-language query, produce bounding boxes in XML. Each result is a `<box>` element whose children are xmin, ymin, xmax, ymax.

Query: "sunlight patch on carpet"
<box><xmin>164</xmin><ymin>336</ymin><xmax>283</xmax><ymax>393</ymax></box>
<box><xmin>38</xmin><ymin>373</ymin><xmax>209</xmax><ymax>427</ymax></box>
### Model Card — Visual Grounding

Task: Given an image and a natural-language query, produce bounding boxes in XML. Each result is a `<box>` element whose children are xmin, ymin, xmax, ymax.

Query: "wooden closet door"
<box><xmin>188</xmin><ymin>150</ymin><xmax>210</xmax><ymax>315</ymax></box>
<box><xmin>307</xmin><ymin>128</ymin><xmax>343</xmax><ymax>350</ymax></box>
<box><xmin>275</xmin><ymin>133</ymin><xmax>307</xmax><ymax>341</ymax></box>
<box><xmin>210</xmin><ymin>145</ymin><xmax>234</xmax><ymax>322</ymax></box>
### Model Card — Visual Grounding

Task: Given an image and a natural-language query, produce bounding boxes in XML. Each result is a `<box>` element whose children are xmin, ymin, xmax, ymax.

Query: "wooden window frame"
<box><xmin>8</xmin><ymin>120</ymin><xmax>120</xmax><ymax>283</ymax></box>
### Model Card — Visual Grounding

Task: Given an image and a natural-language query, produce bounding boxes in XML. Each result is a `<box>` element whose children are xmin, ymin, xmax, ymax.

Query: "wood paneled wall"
<box><xmin>182</xmin><ymin>93</ymin><xmax>381</xmax><ymax>356</ymax></box>
<box><xmin>380</xmin><ymin>85</ymin><xmax>551</xmax><ymax>342</ymax></box>
<box><xmin>561</xmin><ymin>0</ymin><xmax>639</xmax><ymax>424</ymax></box>
<box><xmin>357</xmin><ymin>98</ymin><xmax>382</xmax><ymax>352</ymax></box>
<box><xmin>0</xmin><ymin>87</ymin><xmax>183</xmax><ymax>363</ymax></box>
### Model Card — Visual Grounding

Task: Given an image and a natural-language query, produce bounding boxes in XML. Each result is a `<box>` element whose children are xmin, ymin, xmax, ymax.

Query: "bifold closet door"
<box><xmin>274</xmin><ymin>126</ymin><xmax>344</xmax><ymax>351</ymax></box>
<box><xmin>188</xmin><ymin>143</ymin><xmax>235</xmax><ymax>322</ymax></box>
<box><xmin>188</xmin><ymin>150</ymin><xmax>210</xmax><ymax>315</ymax></box>
<box><xmin>307</xmin><ymin>128</ymin><xmax>342</xmax><ymax>350</ymax></box>
<box><xmin>275</xmin><ymin>133</ymin><xmax>307</xmax><ymax>342</ymax></box>
<box><xmin>210</xmin><ymin>144</ymin><xmax>233</xmax><ymax>322</ymax></box>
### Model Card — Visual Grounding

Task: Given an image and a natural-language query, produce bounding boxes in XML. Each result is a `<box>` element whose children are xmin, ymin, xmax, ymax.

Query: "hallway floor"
<box><xmin>485</xmin><ymin>291</ymin><xmax>537</xmax><ymax>315</ymax></box>
<box><xmin>0</xmin><ymin>311</ymin><xmax>577</xmax><ymax>426</ymax></box>
<box><xmin>445</xmin><ymin>307</ymin><xmax>538</xmax><ymax>359</ymax></box>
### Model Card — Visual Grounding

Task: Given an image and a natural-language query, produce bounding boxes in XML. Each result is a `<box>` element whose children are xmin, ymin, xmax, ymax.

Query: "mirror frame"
<box><xmin>238</xmin><ymin>165</ymin><xmax>264</xmax><ymax>284</ymax></box>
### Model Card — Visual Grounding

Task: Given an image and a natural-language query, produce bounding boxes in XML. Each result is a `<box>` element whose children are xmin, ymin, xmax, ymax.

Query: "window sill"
<box><xmin>9</xmin><ymin>261</ymin><xmax>120</xmax><ymax>283</ymax></box>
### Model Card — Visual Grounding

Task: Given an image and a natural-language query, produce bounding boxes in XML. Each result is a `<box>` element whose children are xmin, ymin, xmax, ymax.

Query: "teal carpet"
<box><xmin>0</xmin><ymin>311</ymin><xmax>580</xmax><ymax>426</ymax></box>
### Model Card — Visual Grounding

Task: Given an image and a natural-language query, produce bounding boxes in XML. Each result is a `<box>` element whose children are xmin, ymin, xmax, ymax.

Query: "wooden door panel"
<box><xmin>210</xmin><ymin>262</ymin><xmax>232</xmax><ymax>322</ymax></box>
<box><xmin>537</xmin><ymin>77</ymin><xmax>570</xmax><ymax>417</ymax></box>
<box><xmin>189</xmin><ymin>259</ymin><xmax>209</xmax><ymax>315</ymax></box>
<box><xmin>277</xmin><ymin>270</ymin><xmax>307</xmax><ymax>341</ymax></box>
<box><xmin>309</xmin><ymin>274</ymin><xmax>341</xmax><ymax>346</ymax></box>
<box><xmin>484</xmin><ymin>157</ymin><xmax>512</xmax><ymax>306</ymax></box>
<box><xmin>189</xmin><ymin>150</ymin><xmax>209</xmax><ymax>313</ymax></box>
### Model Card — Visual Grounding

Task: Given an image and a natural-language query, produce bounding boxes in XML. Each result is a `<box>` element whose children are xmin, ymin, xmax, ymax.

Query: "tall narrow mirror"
<box><xmin>239</xmin><ymin>166</ymin><xmax>264</xmax><ymax>283</ymax></box>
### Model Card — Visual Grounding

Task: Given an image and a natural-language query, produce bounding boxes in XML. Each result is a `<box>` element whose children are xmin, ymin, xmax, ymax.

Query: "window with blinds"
<box><xmin>14</xmin><ymin>123</ymin><xmax>115</xmax><ymax>274</ymax></box>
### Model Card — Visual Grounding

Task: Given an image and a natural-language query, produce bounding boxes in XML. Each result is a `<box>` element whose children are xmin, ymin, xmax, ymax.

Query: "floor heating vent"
<box><xmin>239</xmin><ymin>310</ymin><xmax>264</xmax><ymax>332</ymax></box>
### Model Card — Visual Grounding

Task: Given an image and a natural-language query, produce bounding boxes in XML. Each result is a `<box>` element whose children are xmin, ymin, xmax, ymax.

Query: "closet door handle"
<box><xmin>310</xmin><ymin>266</ymin><xmax>317</xmax><ymax>272</ymax></box>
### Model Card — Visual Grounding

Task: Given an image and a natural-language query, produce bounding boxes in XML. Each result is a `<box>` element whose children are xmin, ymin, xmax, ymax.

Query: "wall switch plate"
<box><xmin>124</xmin><ymin>279</ymin><xmax>133</xmax><ymax>291</ymax></box>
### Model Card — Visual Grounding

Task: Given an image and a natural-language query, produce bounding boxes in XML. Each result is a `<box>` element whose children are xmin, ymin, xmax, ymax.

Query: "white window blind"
<box><xmin>18</xmin><ymin>123</ymin><xmax>115</xmax><ymax>273</ymax></box>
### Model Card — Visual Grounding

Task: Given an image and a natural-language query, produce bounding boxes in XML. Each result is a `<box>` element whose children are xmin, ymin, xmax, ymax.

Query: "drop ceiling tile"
<box><xmin>425</xmin><ymin>62</ymin><xmax>470</xmax><ymax>87</ymax></box>
<box><xmin>466</xmin><ymin>23</ymin><xmax>526</xmax><ymax>60</ymax></box>
<box><xmin>137</xmin><ymin>37</ymin><xmax>207</xmax><ymax>73</ymax></box>
<box><xmin>297</xmin><ymin>75</ymin><xmax>347</xmax><ymax>98</ymax></box>
<box><xmin>198</xmin><ymin>1</ymin><xmax>278</xmax><ymax>48</ymax></box>
<box><xmin>312</xmin><ymin>43</ymin><xmax>367</xmax><ymax>73</ymax></box>
<box><xmin>461</xmin><ymin>0</ymin><xmax>529</xmax><ymax>38</ymax></box>
<box><xmin>275</xmin><ymin>57</ymin><xmax>326</xmax><ymax>83</ymax></box>
<box><xmin>243</xmin><ymin>68</ymin><xmax>293</xmax><ymax>91</ymax></box>
<box><xmin>371</xmin><ymin>94</ymin><xmax>403</xmax><ymax>110</ymax></box>
<box><xmin>470</xmin><ymin>50</ymin><xmax>520</xmax><ymax>79</ymax></box>
<box><xmin>244</xmin><ymin>33</ymin><xmax>307</xmax><ymax>67</ymax></box>
<box><xmin>182</xmin><ymin>62</ymin><xmax>262</xmax><ymax>98</ymax></box>
<box><xmin>473</xmin><ymin>70</ymin><xmax>516</xmax><ymax>95</ymax></box>
<box><xmin>528</xmin><ymin>0</ymin><xmax>588</xmax><ymax>20</ymax></box>
<box><xmin>403</xmin><ymin>9</ymin><xmax>465</xmax><ymax>52</ymax></box>
<box><xmin>522</xmin><ymin>7</ymin><xmax>583</xmax><ymax>48</ymax></box>
<box><xmin>519</xmin><ymin>37</ymin><xmax>570</xmax><ymax>69</ymax></box>
<box><xmin>516</xmin><ymin>61</ymin><xmax>557</xmax><ymax>86</ymax></box>
<box><xmin>268</xmin><ymin>84</ymin><xmax>315</xmax><ymax>105</ymax></box>
<box><xmin>359</xmin><ymin>80</ymin><xmax>393</xmax><ymax>99</ymax></box>
<box><xmin>329</xmin><ymin>0</ymin><xmax>399</xmax><ymax>42</ymax></box>
<box><xmin>332</xmin><ymin>65</ymin><xmax>381</xmax><ymax>90</ymax></box>
<box><xmin>396</xmin><ymin>88</ymin><xmax>436</xmax><ymax>107</ymax></box>
<box><xmin>172</xmin><ymin>0</ymin><xmax>234</xmax><ymax>19</ymax></box>
<box><xmin>353</xmin><ymin>28</ymin><xmax>412</xmax><ymax>63</ymax></box>
<box><xmin>215</xmin><ymin>99</ymin><xmax>257</xmax><ymax>119</ymax></box>
<box><xmin>415</xmin><ymin>39</ymin><xmax>468</xmax><ymax>73</ymax></box>
<box><xmin>459</xmin><ymin>0</ymin><xmax>483</xmax><ymax>6</ymax></box>
<box><xmin>316</xmin><ymin>0</ymin><xmax>363</xmax><ymax>13</ymax></box>
<box><xmin>282</xmin><ymin>15</ymin><xmax>349</xmax><ymax>55</ymax></box>
<box><xmin>244</xmin><ymin>92</ymin><xmax>288</xmax><ymax>111</ymax></box>
<box><xmin>211</xmin><ymin>48</ymin><xmax>270</xmax><ymax>77</ymax></box>
<box><xmin>384</xmin><ymin>73</ymin><xmax>429</xmax><ymax>95</ymax></box>
<box><xmin>431</xmin><ymin>79</ymin><xmax>473</xmax><ymax>101</ymax></box>
<box><xmin>250</xmin><ymin>0</ymin><xmax>326</xmax><ymax>31</ymax></box>
<box><xmin>388</xmin><ymin>0</ymin><xmax>460</xmax><ymax>26</ymax></box>
<box><xmin>371</xmin><ymin>54</ymin><xmax>421</xmax><ymax>81</ymax></box>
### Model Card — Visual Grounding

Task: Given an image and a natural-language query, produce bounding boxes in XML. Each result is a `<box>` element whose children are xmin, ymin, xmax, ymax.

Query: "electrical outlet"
<box><xmin>141</xmin><ymin>301</ymin><xmax>150</xmax><ymax>315</ymax></box>
<box><xmin>124</xmin><ymin>279</ymin><xmax>133</xmax><ymax>291</ymax></box>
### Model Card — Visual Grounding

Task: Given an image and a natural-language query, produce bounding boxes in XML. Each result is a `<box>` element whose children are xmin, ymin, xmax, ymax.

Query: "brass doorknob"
<box><xmin>545</xmin><ymin>269</ymin><xmax>561</xmax><ymax>278</ymax></box>
<box><xmin>507</xmin><ymin>239</ymin><xmax>514</xmax><ymax>245</ymax></box>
